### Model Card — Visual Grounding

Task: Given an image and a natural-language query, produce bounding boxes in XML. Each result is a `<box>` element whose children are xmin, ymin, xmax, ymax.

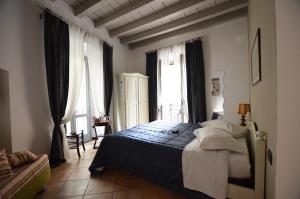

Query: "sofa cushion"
<box><xmin>7</xmin><ymin>151</ymin><xmax>38</xmax><ymax>168</ymax></box>
<box><xmin>0</xmin><ymin>149</ymin><xmax>13</xmax><ymax>180</ymax></box>
<box><xmin>0</xmin><ymin>163</ymin><xmax>26</xmax><ymax>190</ymax></box>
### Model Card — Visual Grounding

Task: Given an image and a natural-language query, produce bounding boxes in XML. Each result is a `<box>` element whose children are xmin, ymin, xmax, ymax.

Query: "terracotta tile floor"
<box><xmin>35</xmin><ymin>141</ymin><xmax>186</xmax><ymax>199</ymax></box>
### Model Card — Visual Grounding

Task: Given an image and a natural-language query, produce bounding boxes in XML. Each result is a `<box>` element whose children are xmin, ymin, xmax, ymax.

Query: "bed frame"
<box><xmin>227</xmin><ymin>121</ymin><xmax>266</xmax><ymax>199</ymax></box>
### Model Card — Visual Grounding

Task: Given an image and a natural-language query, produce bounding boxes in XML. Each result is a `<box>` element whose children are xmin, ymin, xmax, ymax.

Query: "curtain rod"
<box><xmin>145</xmin><ymin>37</ymin><xmax>202</xmax><ymax>54</ymax></box>
<box><xmin>32</xmin><ymin>1</ymin><xmax>114</xmax><ymax>48</ymax></box>
<box><xmin>146</xmin><ymin>49</ymin><xmax>157</xmax><ymax>54</ymax></box>
<box><xmin>185</xmin><ymin>37</ymin><xmax>202</xmax><ymax>43</ymax></box>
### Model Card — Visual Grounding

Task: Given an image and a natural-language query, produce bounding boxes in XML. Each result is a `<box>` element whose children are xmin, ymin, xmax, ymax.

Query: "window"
<box><xmin>160</xmin><ymin>58</ymin><xmax>182</xmax><ymax>122</ymax></box>
<box><xmin>158</xmin><ymin>44</ymin><xmax>187</xmax><ymax>122</ymax></box>
<box><xmin>65</xmin><ymin>38</ymin><xmax>105</xmax><ymax>140</ymax></box>
<box><xmin>65</xmin><ymin>57</ymin><xmax>91</xmax><ymax>139</ymax></box>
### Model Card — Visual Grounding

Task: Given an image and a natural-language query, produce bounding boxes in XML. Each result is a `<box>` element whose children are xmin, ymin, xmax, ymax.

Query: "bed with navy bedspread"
<box><xmin>89</xmin><ymin>120</ymin><xmax>212</xmax><ymax>199</ymax></box>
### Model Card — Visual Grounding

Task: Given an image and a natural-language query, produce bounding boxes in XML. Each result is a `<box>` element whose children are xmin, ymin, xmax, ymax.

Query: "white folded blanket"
<box><xmin>182</xmin><ymin>138</ymin><xmax>230</xmax><ymax>199</ymax></box>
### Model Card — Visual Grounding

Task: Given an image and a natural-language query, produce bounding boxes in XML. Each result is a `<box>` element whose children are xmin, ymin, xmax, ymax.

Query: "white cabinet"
<box><xmin>118</xmin><ymin>73</ymin><xmax>149</xmax><ymax>129</ymax></box>
<box><xmin>125</xmin><ymin>76</ymin><xmax>138</xmax><ymax>128</ymax></box>
<box><xmin>138</xmin><ymin>77</ymin><xmax>149</xmax><ymax>124</ymax></box>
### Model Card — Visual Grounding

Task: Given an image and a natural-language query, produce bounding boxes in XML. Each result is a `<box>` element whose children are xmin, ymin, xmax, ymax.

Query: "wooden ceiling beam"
<box><xmin>109</xmin><ymin>0</ymin><xmax>206</xmax><ymax>37</ymax></box>
<box><xmin>120</xmin><ymin>0</ymin><xmax>248</xmax><ymax>44</ymax></box>
<box><xmin>95</xmin><ymin>0</ymin><xmax>154</xmax><ymax>28</ymax></box>
<box><xmin>75</xmin><ymin>0</ymin><xmax>110</xmax><ymax>18</ymax></box>
<box><xmin>129</xmin><ymin>7</ymin><xmax>248</xmax><ymax>50</ymax></box>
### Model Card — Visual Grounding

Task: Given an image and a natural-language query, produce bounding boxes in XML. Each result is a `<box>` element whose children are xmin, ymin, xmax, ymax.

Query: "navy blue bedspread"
<box><xmin>89</xmin><ymin>121</ymin><xmax>212</xmax><ymax>199</ymax></box>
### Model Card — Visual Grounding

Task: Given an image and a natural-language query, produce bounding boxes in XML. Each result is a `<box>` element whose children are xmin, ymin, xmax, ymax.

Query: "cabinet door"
<box><xmin>138</xmin><ymin>78</ymin><xmax>149</xmax><ymax>124</ymax></box>
<box><xmin>125</xmin><ymin>76</ymin><xmax>138</xmax><ymax>128</ymax></box>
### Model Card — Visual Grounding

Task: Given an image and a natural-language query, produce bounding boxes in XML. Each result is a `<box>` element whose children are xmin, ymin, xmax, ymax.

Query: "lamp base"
<box><xmin>240</xmin><ymin>115</ymin><xmax>246</xmax><ymax>126</ymax></box>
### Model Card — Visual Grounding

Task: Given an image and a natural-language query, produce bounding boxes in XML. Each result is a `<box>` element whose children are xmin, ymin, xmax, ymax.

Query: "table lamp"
<box><xmin>237</xmin><ymin>103</ymin><xmax>250</xmax><ymax>126</ymax></box>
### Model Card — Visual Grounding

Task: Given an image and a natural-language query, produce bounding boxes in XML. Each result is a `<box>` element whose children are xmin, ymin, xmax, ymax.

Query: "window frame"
<box><xmin>66</xmin><ymin>56</ymin><xmax>92</xmax><ymax>141</ymax></box>
<box><xmin>158</xmin><ymin>54</ymin><xmax>186</xmax><ymax>122</ymax></box>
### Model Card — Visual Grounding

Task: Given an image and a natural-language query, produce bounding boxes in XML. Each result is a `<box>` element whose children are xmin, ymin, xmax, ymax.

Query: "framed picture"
<box><xmin>211</xmin><ymin>78</ymin><xmax>220</xmax><ymax>96</ymax></box>
<box><xmin>251</xmin><ymin>28</ymin><xmax>261</xmax><ymax>86</ymax></box>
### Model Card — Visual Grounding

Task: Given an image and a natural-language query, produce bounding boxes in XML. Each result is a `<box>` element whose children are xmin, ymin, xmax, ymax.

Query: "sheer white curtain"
<box><xmin>158</xmin><ymin>46</ymin><xmax>176</xmax><ymax>113</ymax></box>
<box><xmin>157</xmin><ymin>43</ymin><xmax>187</xmax><ymax>122</ymax></box>
<box><xmin>60</xmin><ymin>25</ymin><xmax>85</xmax><ymax>159</ymax></box>
<box><xmin>86</xmin><ymin>35</ymin><xmax>105</xmax><ymax>117</ymax></box>
<box><xmin>178</xmin><ymin>45</ymin><xmax>188</xmax><ymax>122</ymax></box>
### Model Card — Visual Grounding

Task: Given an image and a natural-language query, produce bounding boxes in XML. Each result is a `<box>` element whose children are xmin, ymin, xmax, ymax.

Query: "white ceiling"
<box><xmin>62</xmin><ymin>0</ymin><xmax>247</xmax><ymax>49</ymax></box>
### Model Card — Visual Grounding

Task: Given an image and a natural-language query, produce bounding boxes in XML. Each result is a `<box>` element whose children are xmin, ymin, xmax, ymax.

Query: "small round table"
<box><xmin>66</xmin><ymin>130</ymin><xmax>86</xmax><ymax>158</ymax></box>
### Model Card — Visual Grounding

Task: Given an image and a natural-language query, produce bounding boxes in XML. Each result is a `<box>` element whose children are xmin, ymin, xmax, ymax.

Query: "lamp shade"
<box><xmin>237</xmin><ymin>103</ymin><xmax>250</xmax><ymax>115</ymax></box>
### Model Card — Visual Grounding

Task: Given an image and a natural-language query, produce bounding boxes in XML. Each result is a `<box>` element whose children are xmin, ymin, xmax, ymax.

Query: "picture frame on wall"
<box><xmin>251</xmin><ymin>28</ymin><xmax>262</xmax><ymax>86</ymax></box>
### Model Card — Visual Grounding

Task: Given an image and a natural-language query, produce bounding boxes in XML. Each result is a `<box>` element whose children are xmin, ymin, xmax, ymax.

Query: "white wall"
<box><xmin>248</xmin><ymin>0</ymin><xmax>277</xmax><ymax>198</ymax></box>
<box><xmin>129</xmin><ymin>18</ymin><xmax>249</xmax><ymax>123</ymax></box>
<box><xmin>202</xmin><ymin>19</ymin><xmax>249</xmax><ymax>123</ymax></box>
<box><xmin>0</xmin><ymin>0</ymin><xmax>52</xmax><ymax>153</ymax></box>
<box><xmin>0</xmin><ymin>0</ymin><xmax>131</xmax><ymax>154</ymax></box>
<box><xmin>275</xmin><ymin>0</ymin><xmax>300</xmax><ymax>198</ymax></box>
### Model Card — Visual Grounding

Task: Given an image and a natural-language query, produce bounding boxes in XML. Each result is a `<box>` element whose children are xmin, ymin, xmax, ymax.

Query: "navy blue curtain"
<box><xmin>103</xmin><ymin>42</ymin><xmax>113</xmax><ymax>134</ymax></box>
<box><xmin>185</xmin><ymin>39</ymin><xmax>207</xmax><ymax>123</ymax></box>
<box><xmin>146</xmin><ymin>51</ymin><xmax>158</xmax><ymax>122</ymax></box>
<box><xmin>44</xmin><ymin>12</ymin><xmax>69</xmax><ymax>167</ymax></box>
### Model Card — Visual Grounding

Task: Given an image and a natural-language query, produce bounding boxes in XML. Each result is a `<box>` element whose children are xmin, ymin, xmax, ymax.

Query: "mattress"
<box><xmin>228</xmin><ymin>137</ymin><xmax>254</xmax><ymax>189</ymax></box>
<box><xmin>228</xmin><ymin>137</ymin><xmax>251</xmax><ymax>179</ymax></box>
<box><xmin>89</xmin><ymin>121</ymin><xmax>199</xmax><ymax>186</ymax></box>
<box><xmin>89</xmin><ymin>121</ymin><xmax>253</xmax><ymax>198</ymax></box>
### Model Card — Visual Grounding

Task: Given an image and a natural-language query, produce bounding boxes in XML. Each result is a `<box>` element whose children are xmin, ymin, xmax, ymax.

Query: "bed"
<box><xmin>89</xmin><ymin>120</ymin><xmax>266</xmax><ymax>199</ymax></box>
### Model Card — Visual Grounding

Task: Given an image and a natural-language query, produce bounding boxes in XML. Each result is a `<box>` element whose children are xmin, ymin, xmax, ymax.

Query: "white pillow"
<box><xmin>200</xmin><ymin>120</ymin><xmax>248</xmax><ymax>138</ymax></box>
<box><xmin>193</xmin><ymin>127</ymin><xmax>247</xmax><ymax>154</ymax></box>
